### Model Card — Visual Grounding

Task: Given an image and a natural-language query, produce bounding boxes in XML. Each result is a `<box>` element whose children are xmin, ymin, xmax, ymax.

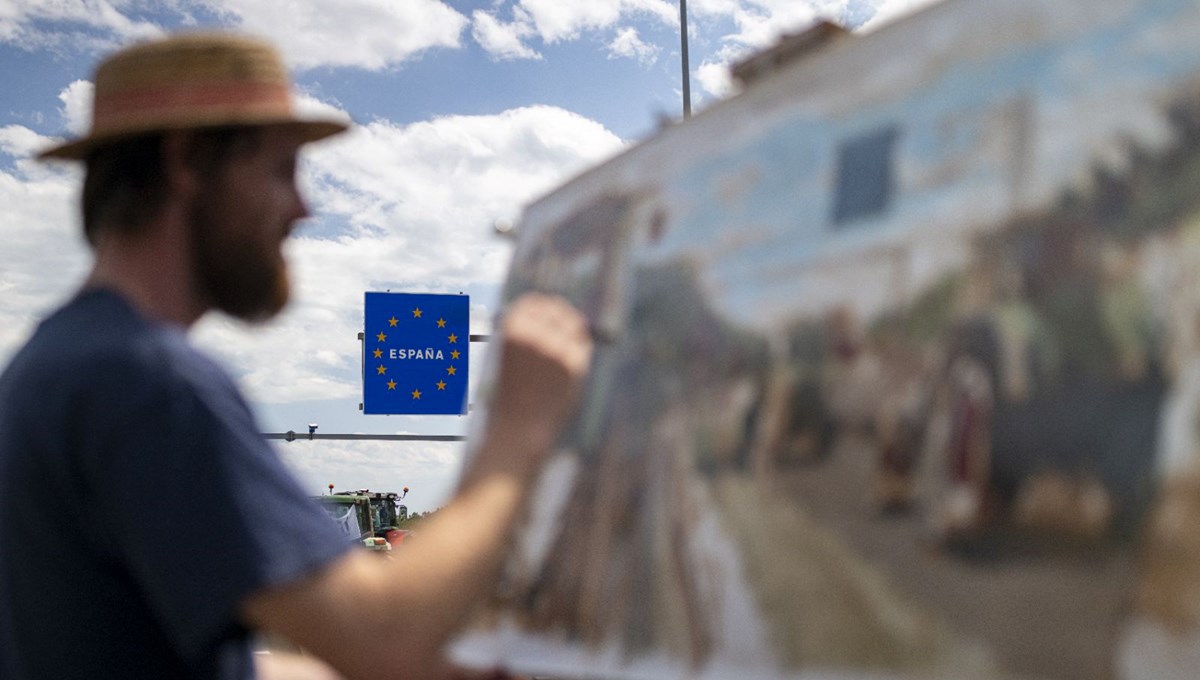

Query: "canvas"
<box><xmin>454</xmin><ymin>1</ymin><xmax>1200</xmax><ymax>678</ymax></box>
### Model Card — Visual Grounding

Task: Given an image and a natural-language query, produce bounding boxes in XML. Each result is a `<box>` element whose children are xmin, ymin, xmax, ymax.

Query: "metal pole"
<box><xmin>265</xmin><ymin>432</ymin><xmax>466</xmax><ymax>442</ymax></box>
<box><xmin>680</xmin><ymin>0</ymin><xmax>691</xmax><ymax>118</ymax></box>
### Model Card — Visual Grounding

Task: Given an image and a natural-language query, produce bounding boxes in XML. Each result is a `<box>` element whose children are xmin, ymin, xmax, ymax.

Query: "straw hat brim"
<box><xmin>38</xmin><ymin>116</ymin><xmax>348</xmax><ymax>161</ymax></box>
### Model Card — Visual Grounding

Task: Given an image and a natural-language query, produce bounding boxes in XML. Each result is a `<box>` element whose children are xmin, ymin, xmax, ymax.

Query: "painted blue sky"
<box><xmin>0</xmin><ymin>0</ymin><xmax>937</xmax><ymax>510</ymax></box>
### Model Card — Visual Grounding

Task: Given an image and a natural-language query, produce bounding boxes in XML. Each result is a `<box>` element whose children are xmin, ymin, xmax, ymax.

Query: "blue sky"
<box><xmin>0</xmin><ymin>0</ymin><xmax>936</xmax><ymax>510</ymax></box>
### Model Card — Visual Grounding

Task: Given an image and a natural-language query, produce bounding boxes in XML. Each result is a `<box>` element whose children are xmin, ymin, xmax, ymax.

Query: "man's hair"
<box><xmin>81</xmin><ymin>126</ymin><xmax>262</xmax><ymax>246</ymax></box>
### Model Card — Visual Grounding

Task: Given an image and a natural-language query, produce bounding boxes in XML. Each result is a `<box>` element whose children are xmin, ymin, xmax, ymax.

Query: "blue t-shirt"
<box><xmin>0</xmin><ymin>289</ymin><xmax>352</xmax><ymax>679</ymax></box>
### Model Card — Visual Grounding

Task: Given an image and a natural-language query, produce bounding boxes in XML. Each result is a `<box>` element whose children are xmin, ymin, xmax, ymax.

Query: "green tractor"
<box><xmin>315</xmin><ymin>487</ymin><xmax>411</xmax><ymax>553</ymax></box>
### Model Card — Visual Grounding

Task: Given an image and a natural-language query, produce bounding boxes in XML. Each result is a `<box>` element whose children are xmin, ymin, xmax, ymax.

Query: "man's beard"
<box><xmin>188</xmin><ymin>199</ymin><xmax>291</xmax><ymax>323</ymax></box>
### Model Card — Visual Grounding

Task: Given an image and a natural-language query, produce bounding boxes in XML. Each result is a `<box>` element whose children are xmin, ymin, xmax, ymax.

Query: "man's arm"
<box><xmin>241</xmin><ymin>293</ymin><xmax>592</xmax><ymax>680</ymax></box>
<box><xmin>255</xmin><ymin>651</ymin><xmax>345</xmax><ymax>680</ymax></box>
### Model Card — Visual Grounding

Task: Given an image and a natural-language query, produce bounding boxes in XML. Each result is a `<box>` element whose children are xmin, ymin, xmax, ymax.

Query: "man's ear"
<box><xmin>160</xmin><ymin>130</ymin><xmax>201</xmax><ymax>201</ymax></box>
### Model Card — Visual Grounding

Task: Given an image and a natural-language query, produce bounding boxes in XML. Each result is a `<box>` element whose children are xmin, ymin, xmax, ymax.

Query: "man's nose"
<box><xmin>293</xmin><ymin>186</ymin><xmax>311</xmax><ymax>222</ymax></box>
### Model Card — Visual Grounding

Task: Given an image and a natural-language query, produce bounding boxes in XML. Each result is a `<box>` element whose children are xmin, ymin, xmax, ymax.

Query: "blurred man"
<box><xmin>0</xmin><ymin>33</ymin><xmax>591</xmax><ymax>680</ymax></box>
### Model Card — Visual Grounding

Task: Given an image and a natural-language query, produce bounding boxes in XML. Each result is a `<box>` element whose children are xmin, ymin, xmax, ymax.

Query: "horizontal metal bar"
<box><xmin>359</xmin><ymin>333</ymin><xmax>489</xmax><ymax>342</ymax></box>
<box><xmin>264</xmin><ymin>433</ymin><xmax>466</xmax><ymax>442</ymax></box>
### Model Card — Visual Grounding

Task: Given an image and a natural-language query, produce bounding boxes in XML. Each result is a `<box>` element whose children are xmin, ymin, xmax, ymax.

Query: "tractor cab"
<box><xmin>316</xmin><ymin>487</ymin><xmax>411</xmax><ymax>551</ymax></box>
<box><xmin>314</xmin><ymin>493</ymin><xmax>391</xmax><ymax>552</ymax></box>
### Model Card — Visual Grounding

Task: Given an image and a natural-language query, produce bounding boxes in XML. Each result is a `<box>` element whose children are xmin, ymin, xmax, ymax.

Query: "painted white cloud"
<box><xmin>202</xmin><ymin>0</ymin><xmax>469</xmax><ymax>70</ymax></box>
<box><xmin>608</xmin><ymin>26</ymin><xmax>659</xmax><ymax>65</ymax></box>
<box><xmin>472</xmin><ymin>9</ymin><xmax>541</xmax><ymax>61</ymax></box>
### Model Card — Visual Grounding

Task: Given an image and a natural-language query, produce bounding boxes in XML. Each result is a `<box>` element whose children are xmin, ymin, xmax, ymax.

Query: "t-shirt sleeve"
<box><xmin>78</xmin><ymin>344</ymin><xmax>353</xmax><ymax>664</ymax></box>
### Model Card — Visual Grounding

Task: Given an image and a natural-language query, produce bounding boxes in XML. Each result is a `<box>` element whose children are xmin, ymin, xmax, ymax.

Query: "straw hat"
<box><xmin>39</xmin><ymin>32</ymin><xmax>348</xmax><ymax>160</ymax></box>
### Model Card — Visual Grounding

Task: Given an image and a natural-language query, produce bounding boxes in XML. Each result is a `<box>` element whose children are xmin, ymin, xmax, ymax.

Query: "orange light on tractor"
<box><xmin>327</xmin><ymin>483</ymin><xmax>334</xmax><ymax>495</ymax></box>
<box><xmin>386</xmin><ymin>528</ymin><xmax>410</xmax><ymax>547</ymax></box>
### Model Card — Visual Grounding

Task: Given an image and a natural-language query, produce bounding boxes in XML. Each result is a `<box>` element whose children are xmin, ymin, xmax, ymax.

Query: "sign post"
<box><xmin>362</xmin><ymin>292</ymin><xmax>469</xmax><ymax>415</ymax></box>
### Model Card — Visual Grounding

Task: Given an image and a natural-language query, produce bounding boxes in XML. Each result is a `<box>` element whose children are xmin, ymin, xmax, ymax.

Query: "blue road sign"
<box><xmin>363</xmin><ymin>292</ymin><xmax>469</xmax><ymax>415</ymax></box>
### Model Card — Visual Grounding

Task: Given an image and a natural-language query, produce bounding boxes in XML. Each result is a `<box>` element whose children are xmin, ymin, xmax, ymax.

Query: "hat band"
<box><xmin>92</xmin><ymin>81</ymin><xmax>292</xmax><ymax>134</ymax></box>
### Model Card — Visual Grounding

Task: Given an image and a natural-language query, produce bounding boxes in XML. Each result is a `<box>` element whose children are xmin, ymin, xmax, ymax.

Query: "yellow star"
<box><xmin>446</xmin><ymin>365</ymin><xmax>457</xmax><ymax>376</ymax></box>
<box><xmin>412</xmin><ymin>308</ymin><xmax>423</xmax><ymax>318</ymax></box>
<box><xmin>388</xmin><ymin>316</ymin><xmax>398</xmax><ymax>327</ymax></box>
<box><xmin>447</xmin><ymin>333</ymin><xmax>457</xmax><ymax>344</ymax></box>
<box><xmin>376</xmin><ymin>365</ymin><xmax>387</xmax><ymax>375</ymax></box>
<box><xmin>386</xmin><ymin>380</ymin><xmax>397</xmax><ymax>390</ymax></box>
<box><xmin>411</xmin><ymin>389</ymin><xmax>422</xmax><ymax>399</ymax></box>
<box><xmin>373</xmin><ymin>348</ymin><xmax>383</xmax><ymax>359</ymax></box>
<box><xmin>436</xmin><ymin>380</ymin><xmax>447</xmax><ymax>390</ymax></box>
<box><xmin>437</xmin><ymin>318</ymin><xmax>446</xmax><ymax>328</ymax></box>
<box><xmin>376</xmin><ymin>331</ymin><xmax>387</xmax><ymax>342</ymax></box>
<box><xmin>450</xmin><ymin>349</ymin><xmax>460</xmax><ymax>360</ymax></box>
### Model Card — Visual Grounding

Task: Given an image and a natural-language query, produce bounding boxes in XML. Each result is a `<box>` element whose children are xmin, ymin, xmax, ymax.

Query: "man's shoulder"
<box><xmin>3</xmin><ymin>289</ymin><xmax>225</xmax><ymax>396</ymax></box>
<box><xmin>24</xmin><ymin>290</ymin><xmax>154</xmax><ymax>366</ymax></box>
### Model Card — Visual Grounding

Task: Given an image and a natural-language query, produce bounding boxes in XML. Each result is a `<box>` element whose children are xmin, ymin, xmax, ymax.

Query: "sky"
<box><xmin>0</xmin><ymin>0</ymin><xmax>940</xmax><ymax>511</ymax></box>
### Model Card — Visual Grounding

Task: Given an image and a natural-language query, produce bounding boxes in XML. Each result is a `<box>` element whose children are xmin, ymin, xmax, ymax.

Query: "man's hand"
<box><xmin>242</xmin><ymin>293</ymin><xmax>591</xmax><ymax>680</ymax></box>
<box><xmin>254</xmin><ymin>651</ymin><xmax>346</xmax><ymax>680</ymax></box>
<box><xmin>479</xmin><ymin>293</ymin><xmax>593</xmax><ymax>478</ymax></box>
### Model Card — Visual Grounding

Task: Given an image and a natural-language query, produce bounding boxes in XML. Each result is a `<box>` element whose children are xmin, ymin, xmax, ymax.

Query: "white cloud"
<box><xmin>695</xmin><ymin>60</ymin><xmax>737</xmax><ymax>99</ymax></box>
<box><xmin>471</xmin><ymin>9</ymin><xmax>541</xmax><ymax>61</ymax></box>
<box><xmin>686</xmin><ymin>1</ymin><xmax>942</xmax><ymax>100</ymax></box>
<box><xmin>0</xmin><ymin>78</ymin><xmax>625</xmax><ymax>414</ymax></box>
<box><xmin>0</xmin><ymin>0</ymin><xmax>162</xmax><ymax>50</ymax></box>
<box><xmin>608</xmin><ymin>26</ymin><xmax>659</xmax><ymax>65</ymax></box>
<box><xmin>0</xmin><ymin>1</ymin><xmax>944</xmax><ymax>87</ymax></box>
<box><xmin>202</xmin><ymin>0</ymin><xmax>470</xmax><ymax>70</ymax></box>
<box><xmin>0</xmin><ymin>123</ymin><xmax>53</xmax><ymax>159</ymax></box>
<box><xmin>518</xmin><ymin>0</ymin><xmax>650</xmax><ymax>43</ymax></box>
<box><xmin>2</xmin><ymin>0</ymin><xmax>471</xmax><ymax>71</ymax></box>
<box><xmin>474</xmin><ymin>0</ymin><xmax>676</xmax><ymax>50</ymax></box>
<box><xmin>293</xmin><ymin>91</ymin><xmax>354</xmax><ymax>128</ymax></box>
<box><xmin>278</xmin><ymin>438</ymin><xmax>464</xmax><ymax>511</ymax></box>
<box><xmin>465</xmin><ymin>0</ymin><xmax>940</xmax><ymax>94</ymax></box>
<box><xmin>0</xmin><ymin>116</ymin><xmax>491</xmax><ymax>516</ymax></box>
<box><xmin>0</xmin><ymin>0</ymin><xmax>965</xmax><ymax>519</ymax></box>
<box><xmin>699</xmin><ymin>0</ymin><xmax>821</xmax><ymax>51</ymax></box>
<box><xmin>190</xmin><ymin>104</ymin><xmax>625</xmax><ymax>407</ymax></box>
<box><xmin>0</xmin><ymin>125</ymin><xmax>89</xmax><ymax>362</ymax></box>
<box><xmin>181</xmin><ymin>104</ymin><xmax>625</xmax><ymax>507</ymax></box>
<box><xmin>57</xmin><ymin>80</ymin><xmax>93</xmax><ymax>135</ymax></box>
